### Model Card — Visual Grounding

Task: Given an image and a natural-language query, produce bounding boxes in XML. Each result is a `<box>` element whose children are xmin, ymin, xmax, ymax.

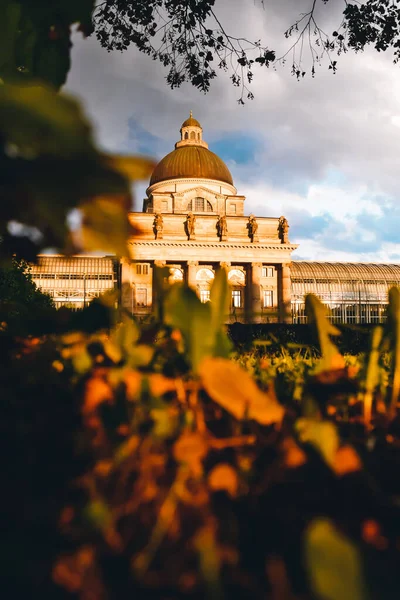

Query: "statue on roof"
<box><xmin>278</xmin><ymin>216</ymin><xmax>289</xmax><ymax>244</ymax></box>
<box><xmin>247</xmin><ymin>214</ymin><xmax>258</xmax><ymax>242</ymax></box>
<box><xmin>217</xmin><ymin>214</ymin><xmax>228</xmax><ymax>239</ymax></box>
<box><xmin>186</xmin><ymin>212</ymin><xmax>196</xmax><ymax>239</ymax></box>
<box><xmin>153</xmin><ymin>213</ymin><xmax>163</xmax><ymax>239</ymax></box>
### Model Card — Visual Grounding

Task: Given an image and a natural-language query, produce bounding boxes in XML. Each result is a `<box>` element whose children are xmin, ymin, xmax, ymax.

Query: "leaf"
<box><xmin>164</xmin><ymin>284</ymin><xmax>214</xmax><ymax>371</ymax></box>
<box><xmin>208</xmin><ymin>463</ymin><xmax>238</xmax><ymax>497</ymax></box>
<box><xmin>305</xmin><ymin>294</ymin><xmax>345</xmax><ymax>373</ymax></box>
<box><xmin>199</xmin><ymin>357</ymin><xmax>284</xmax><ymax>425</ymax></box>
<box><xmin>71</xmin><ymin>347</ymin><xmax>93</xmax><ymax>374</ymax></box>
<box><xmin>1</xmin><ymin>0</ymin><xmax>95</xmax><ymax>88</ymax></box>
<box><xmin>0</xmin><ymin>1</ymin><xmax>21</xmax><ymax>79</ymax></box>
<box><xmin>296</xmin><ymin>418</ymin><xmax>339</xmax><ymax>468</ymax></box>
<box><xmin>363</xmin><ymin>326</ymin><xmax>383</xmax><ymax>425</ymax></box>
<box><xmin>305</xmin><ymin>518</ymin><xmax>368</xmax><ymax>600</ymax></box>
<box><xmin>84</xmin><ymin>500</ymin><xmax>112</xmax><ymax>530</ymax></box>
<box><xmin>193</xmin><ymin>523</ymin><xmax>222</xmax><ymax>599</ymax></box>
<box><xmin>83</xmin><ymin>375</ymin><xmax>114</xmax><ymax>414</ymax></box>
<box><xmin>0</xmin><ymin>84</ymin><xmax>132</xmax><ymax>257</ymax></box>
<box><xmin>104</xmin><ymin>154</ymin><xmax>156</xmax><ymax>181</ymax></box>
<box><xmin>210</xmin><ymin>268</ymin><xmax>232</xmax><ymax>358</ymax></box>
<box><xmin>173</xmin><ymin>431</ymin><xmax>209</xmax><ymax>466</ymax></box>
<box><xmin>114</xmin><ymin>435</ymin><xmax>140</xmax><ymax>464</ymax></box>
<box><xmin>387</xmin><ymin>287</ymin><xmax>400</xmax><ymax>418</ymax></box>
<box><xmin>79</xmin><ymin>195</ymin><xmax>132</xmax><ymax>257</ymax></box>
<box><xmin>110</xmin><ymin>315</ymin><xmax>140</xmax><ymax>352</ymax></box>
<box><xmin>0</xmin><ymin>83</ymin><xmax>94</xmax><ymax>157</ymax></box>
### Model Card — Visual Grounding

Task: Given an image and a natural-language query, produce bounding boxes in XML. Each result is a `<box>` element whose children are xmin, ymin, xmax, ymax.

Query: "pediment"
<box><xmin>176</xmin><ymin>186</ymin><xmax>216</xmax><ymax>198</ymax></box>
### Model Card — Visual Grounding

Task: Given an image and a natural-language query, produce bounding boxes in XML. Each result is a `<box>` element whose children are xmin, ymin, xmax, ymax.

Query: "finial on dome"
<box><xmin>190</xmin><ymin>110</ymin><xmax>193</xmax><ymax>118</ymax></box>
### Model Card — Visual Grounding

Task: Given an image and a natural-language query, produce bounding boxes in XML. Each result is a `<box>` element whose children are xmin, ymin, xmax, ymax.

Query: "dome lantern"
<box><xmin>176</xmin><ymin>111</ymin><xmax>208</xmax><ymax>149</ymax></box>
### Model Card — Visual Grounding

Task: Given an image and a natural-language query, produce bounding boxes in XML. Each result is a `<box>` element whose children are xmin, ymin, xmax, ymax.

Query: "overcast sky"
<box><xmin>65</xmin><ymin>0</ymin><xmax>400</xmax><ymax>262</ymax></box>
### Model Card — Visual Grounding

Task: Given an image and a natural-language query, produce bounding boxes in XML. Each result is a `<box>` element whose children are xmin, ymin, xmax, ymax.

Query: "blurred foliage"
<box><xmin>4</xmin><ymin>282</ymin><xmax>400</xmax><ymax>599</ymax></box>
<box><xmin>1</xmin><ymin>0</ymin><xmax>94</xmax><ymax>88</ymax></box>
<box><xmin>0</xmin><ymin>83</ymin><xmax>155</xmax><ymax>261</ymax></box>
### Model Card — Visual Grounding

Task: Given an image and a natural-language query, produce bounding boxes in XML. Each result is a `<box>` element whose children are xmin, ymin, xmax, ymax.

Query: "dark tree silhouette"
<box><xmin>93</xmin><ymin>0</ymin><xmax>400</xmax><ymax>102</ymax></box>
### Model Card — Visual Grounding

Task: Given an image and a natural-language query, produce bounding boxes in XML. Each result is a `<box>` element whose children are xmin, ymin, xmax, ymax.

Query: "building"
<box><xmin>32</xmin><ymin>255</ymin><xmax>119</xmax><ymax>310</ymax></box>
<box><xmin>31</xmin><ymin>114</ymin><xmax>400</xmax><ymax>324</ymax></box>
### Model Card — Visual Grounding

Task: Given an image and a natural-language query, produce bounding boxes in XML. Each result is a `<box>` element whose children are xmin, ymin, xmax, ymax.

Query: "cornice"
<box><xmin>130</xmin><ymin>240</ymin><xmax>298</xmax><ymax>251</ymax></box>
<box><xmin>147</xmin><ymin>177</ymin><xmax>237</xmax><ymax>196</ymax></box>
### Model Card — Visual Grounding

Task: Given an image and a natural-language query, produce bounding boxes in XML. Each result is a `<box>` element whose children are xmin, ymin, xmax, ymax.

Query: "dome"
<box><xmin>181</xmin><ymin>116</ymin><xmax>201</xmax><ymax>128</ymax></box>
<box><xmin>149</xmin><ymin>145</ymin><xmax>234</xmax><ymax>187</ymax></box>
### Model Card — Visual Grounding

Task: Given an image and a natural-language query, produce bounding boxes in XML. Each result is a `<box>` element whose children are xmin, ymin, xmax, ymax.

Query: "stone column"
<box><xmin>152</xmin><ymin>260</ymin><xmax>166</xmax><ymax>314</ymax></box>
<box><xmin>244</xmin><ymin>265</ymin><xmax>252</xmax><ymax>324</ymax></box>
<box><xmin>219</xmin><ymin>261</ymin><xmax>231</xmax><ymax>274</ymax></box>
<box><xmin>251</xmin><ymin>263</ymin><xmax>263</xmax><ymax>324</ymax></box>
<box><xmin>187</xmin><ymin>261</ymin><xmax>198</xmax><ymax>291</ymax></box>
<box><xmin>278</xmin><ymin>262</ymin><xmax>292</xmax><ymax>323</ymax></box>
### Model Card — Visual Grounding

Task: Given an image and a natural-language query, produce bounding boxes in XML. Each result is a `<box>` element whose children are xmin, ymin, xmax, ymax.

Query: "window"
<box><xmin>136</xmin><ymin>288</ymin><xmax>147</xmax><ymax>307</ymax></box>
<box><xmin>228</xmin><ymin>269</ymin><xmax>245</xmax><ymax>285</ymax></box>
<box><xmin>262</xmin><ymin>266</ymin><xmax>274</xmax><ymax>278</ymax></box>
<box><xmin>196</xmin><ymin>268</ymin><xmax>214</xmax><ymax>281</ymax></box>
<box><xmin>190</xmin><ymin>131</ymin><xmax>196</xmax><ymax>139</ymax></box>
<box><xmin>200</xmin><ymin>290</ymin><xmax>210</xmax><ymax>303</ymax></box>
<box><xmin>169</xmin><ymin>267</ymin><xmax>184</xmax><ymax>283</ymax></box>
<box><xmin>186</xmin><ymin>198</ymin><xmax>213</xmax><ymax>212</ymax></box>
<box><xmin>263</xmin><ymin>290</ymin><xmax>273</xmax><ymax>308</ymax></box>
<box><xmin>136</xmin><ymin>264</ymin><xmax>149</xmax><ymax>275</ymax></box>
<box><xmin>232</xmin><ymin>290</ymin><xmax>242</xmax><ymax>308</ymax></box>
<box><xmin>184</xmin><ymin>132</ymin><xmax>188</xmax><ymax>140</ymax></box>
<box><xmin>230</xmin><ymin>204</ymin><xmax>236</xmax><ymax>213</ymax></box>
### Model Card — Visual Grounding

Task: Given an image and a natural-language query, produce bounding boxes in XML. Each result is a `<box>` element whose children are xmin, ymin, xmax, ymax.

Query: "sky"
<box><xmin>65</xmin><ymin>0</ymin><xmax>400</xmax><ymax>262</ymax></box>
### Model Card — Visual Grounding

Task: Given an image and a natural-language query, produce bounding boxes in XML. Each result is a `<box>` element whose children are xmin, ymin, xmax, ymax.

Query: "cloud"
<box><xmin>64</xmin><ymin>1</ymin><xmax>400</xmax><ymax>261</ymax></box>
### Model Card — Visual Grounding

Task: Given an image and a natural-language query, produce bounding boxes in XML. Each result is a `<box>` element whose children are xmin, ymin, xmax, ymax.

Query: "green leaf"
<box><xmin>363</xmin><ymin>326</ymin><xmax>384</xmax><ymax>425</ymax></box>
<box><xmin>79</xmin><ymin>196</ymin><xmax>132</xmax><ymax>258</ymax></box>
<box><xmin>305</xmin><ymin>518</ymin><xmax>368</xmax><ymax>600</ymax></box>
<box><xmin>0</xmin><ymin>0</ymin><xmax>95</xmax><ymax>88</ymax></box>
<box><xmin>0</xmin><ymin>84</ymin><xmax>153</xmax><ymax>258</ymax></box>
<box><xmin>0</xmin><ymin>83</ymin><xmax>94</xmax><ymax>157</ymax></box>
<box><xmin>84</xmin><ymin>500</ymin><xmax>112</xmax><ymax>531</ymax></box>
<box><xmin>210</xmin><ymin>268</ymin><xmax>232</xmax><ymax>358</ymax></box>
<box><xmin>164</xmin><ymin>284</ymin><xmax>214</xmax><ymax>371</ymax></box>
<box><xmin>71</xmin><ymin>347</ymin><xmax>93</xmax><ymax>374</ymax></box>
<box><xmin>387</xmin><ymin>287</ymin><xmax>400</xmax><ymax>418</ymax></box>
<box><xmin>305</xmin><ymin>294</ymin><xmax>345</xmax><ymax>373</ymax></box>
<box><xmin>296</xmin><ymin>418</ymin><xmax>339</xmax><ymax>468</ymax></box>
<box><xmin>0</xmin><ymin>1</ymin><xmax>21</xmax><ymax>78</ymax></box>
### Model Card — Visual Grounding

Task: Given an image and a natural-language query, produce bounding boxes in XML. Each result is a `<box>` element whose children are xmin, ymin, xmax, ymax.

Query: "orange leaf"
<box><xmin>102</xmin><ymin>154</ymin><xmax>156</xmax><ymax>181</ymax></box>
<box><xmin>208</xmin><ymin>463</ymin><xmax>238</xmax><ymax>497</ymax></box>
<box><xmin>199</xmin><ymin>357</ymin><xmax>284</xmax><ymax>425</ymax></box>
<box><xmin>84</xmin><ymin>376</ymin><xmax>113</xmax><ymax>414</ymax></box>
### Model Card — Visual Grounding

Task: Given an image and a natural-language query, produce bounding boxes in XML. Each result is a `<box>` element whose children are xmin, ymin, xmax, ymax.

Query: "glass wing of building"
<box><xmin>31</xmin><ymin>255</ymin><xmax>119</xmax><ymax>310</ymax></box>
<box><xmin>291</xmin><ymin>262</ymin><xmax>400</xmax><ymax>324</ymax></box>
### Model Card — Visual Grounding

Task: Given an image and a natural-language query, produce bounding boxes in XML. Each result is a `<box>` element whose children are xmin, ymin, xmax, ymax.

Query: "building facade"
<box><xmin>120</xmin><ymin>114</ymin><xmax>296</xmax><ymax>323</ymax></box>
<box><xmin>31</xmin><ymin>114</ymin><xmax>400</xmax><ymax>324</ymax></box>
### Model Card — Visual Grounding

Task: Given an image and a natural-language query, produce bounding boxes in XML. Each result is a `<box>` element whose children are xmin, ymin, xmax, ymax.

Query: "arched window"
<box><xmin>190</xmin><ymin>131</ymin><xmax>196</xmax><ymax>139</ymax></box>
<box><xmin>196</xmin><ymin>268</ymin><xmax>215</xmax><ymax>281</ymax></box>
<box><xmin>197</xmin><ymin>133</ymin><xmax>200</xmax><ymax>140</ymax></box>
<box><xmin>184</xmin><ymin>132</ymin><xmax>189</xmax><ymax>140</ymax></box>
<box><xmin>169</xmin><ymin>267</ymin><xmax>184</xmax><ymax>284</ymax></box>
<box><xmin>228</xmin><ymin>269</ymin><xmax>245</xmax><ymax>286</ymax></box>
<box><xmin>186</xmin><ymin>197</ymin><xmax>213</xmax><ymax>212</ymax></box>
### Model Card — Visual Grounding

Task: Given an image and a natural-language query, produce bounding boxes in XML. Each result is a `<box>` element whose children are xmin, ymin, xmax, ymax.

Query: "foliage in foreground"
<box><xmin>4</xmin><ymin>274</ymin><xmax>400</xmax><ymax>599</ymax></box>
